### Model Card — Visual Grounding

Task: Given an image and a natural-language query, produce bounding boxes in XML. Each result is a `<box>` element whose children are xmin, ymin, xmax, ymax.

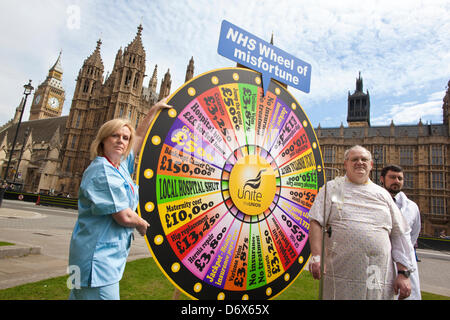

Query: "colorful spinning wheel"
<box><xmin>137</xmin><ymin>68</ymin><xmax>324</xmax><ymax>300</ymax></box>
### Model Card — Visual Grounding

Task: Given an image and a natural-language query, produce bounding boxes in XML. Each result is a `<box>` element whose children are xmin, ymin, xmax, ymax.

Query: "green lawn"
<box><xmin>0</xmin><ymin>257</ymin><xmax>448</xmax><ymax>300</ymax></box>
<box><xmin>0</xmin><ymin>241</ymin><xmax>14</xmax><ymax>246</ymax></box>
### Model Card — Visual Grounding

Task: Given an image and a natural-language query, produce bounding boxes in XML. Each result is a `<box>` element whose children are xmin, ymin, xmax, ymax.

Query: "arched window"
<box><xmin>82</xmin><ymin>79</ymin><xmax>89</xmax><ymax>93</ymax></box>
<box><xmin>124</xmin><ymin>70</ymin><xmax>132</xmax><ymax>86</ymax></box>
<box><xmin>71</xmin><ymin>135</ymin><xmax>77</xmax><ymax>149</ymax></box>
<box><xmin>75</xmin><ymin>113</ymin><xmax>81</xmax><ymax>128</ymax></box>
<box><xmin>133</xmin><ymin>74</ymin><xmax>140</xmax><ymax>88</ymax></box>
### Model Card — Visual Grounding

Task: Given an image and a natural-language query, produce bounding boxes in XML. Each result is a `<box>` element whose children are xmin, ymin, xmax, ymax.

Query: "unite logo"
<box><xmin>237</xmin><ymin>169</ymin><xmax>266</xmax><ymax>202</ymax></box>
<box><xmin>229</xmin><ymin>155</ymin><xmax>276</xmax><ymax>216</ymax></box>
<box><xmin>243</xmin><ymin>169</ymin><xmax>266</xmax><ymax>189</ymax></box>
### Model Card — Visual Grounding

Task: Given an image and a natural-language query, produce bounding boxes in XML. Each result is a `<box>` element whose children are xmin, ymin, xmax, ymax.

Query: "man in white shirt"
<box><xmin>380</xmin><ymin>164</ymin><xmax>422</xmax><ymax>300</ymax></box>
<box><xmin>308</xmin><ymin>145</ymin><xmax>414</xmax><ymax>299</ymax></box>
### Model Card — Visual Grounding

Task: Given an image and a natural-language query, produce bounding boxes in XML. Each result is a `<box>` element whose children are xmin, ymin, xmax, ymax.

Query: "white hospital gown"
<box><xmin>394</xmin><ymin>191</ymin><xmax>421</xmax><ymax>300</ymax></box>
<box><xmin>309</xmin><ymin>177</ymin><xmax>414</xmax><ymax>300</ymax></box>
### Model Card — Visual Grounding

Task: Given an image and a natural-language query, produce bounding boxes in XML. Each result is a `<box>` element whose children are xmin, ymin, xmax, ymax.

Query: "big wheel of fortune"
<box><xmin>137</xmin><ymin>67</ymin><xmax>324</xmax><ymax>300</ymax></box>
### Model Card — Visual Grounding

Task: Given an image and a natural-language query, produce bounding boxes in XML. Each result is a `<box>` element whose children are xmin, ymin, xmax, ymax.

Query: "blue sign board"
<box><xmin>218</xmin><ymin>20</ymin><xmax>311</xmax><ymax>95</ymax></box>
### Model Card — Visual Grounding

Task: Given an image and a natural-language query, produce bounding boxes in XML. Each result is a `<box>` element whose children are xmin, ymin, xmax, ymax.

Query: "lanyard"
<box><xmin>103</xmin><ymin>155</ymin><xmax>135</xmax><ymax>195</ymax></box>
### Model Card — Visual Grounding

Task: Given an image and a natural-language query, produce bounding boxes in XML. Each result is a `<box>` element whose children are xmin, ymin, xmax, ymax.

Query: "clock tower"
<box><xmin>29</xmin><ymin>51</ymin><xmax>65</xmax><ymax>120</ymax></box>
<box><xmin>347</xmin><ymin>72</ymin><xmax>370</xmax><ymax>127</ymax></box>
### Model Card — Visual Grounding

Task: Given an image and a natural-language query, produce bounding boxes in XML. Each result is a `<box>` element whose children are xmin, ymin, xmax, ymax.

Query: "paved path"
<box><xmin>0</xmin><ymin>201</ymin><xmax>149</xmax><ymax>290</ymax></box>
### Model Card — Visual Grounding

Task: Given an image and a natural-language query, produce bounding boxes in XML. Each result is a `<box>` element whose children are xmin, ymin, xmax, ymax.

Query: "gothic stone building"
<box><xmin>56</xmin><ymin>25</ymin><xmax>177</xmax><ymax>195</ymax></box>
<box><xmin>0</xmin><ymin>25</ymin><xmax>194</xmax><ymax>196</ymax></box>
<box><xmin>0</xmin><ymin>116</ymin><xmax>67</xmax><ymax>193</ymax></box>
<box><xmin>316</xmin><ymin>74</ymin><xmax>450</xmax><ymax>237</ymax></box>
<box><xmin>0</xmin><ymin>51</ymin><xmax>67</xmax><ymax>193</ymax></box>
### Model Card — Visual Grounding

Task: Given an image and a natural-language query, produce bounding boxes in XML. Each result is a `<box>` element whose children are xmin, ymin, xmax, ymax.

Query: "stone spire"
<box><xmin>49</xmin><ymin>50</ymin><xmax>63</xmax><ymax>74</ymax></box>
<box><xmin>185</xmin><ymin>56</ymin><xmax>194</xmax><ymax>82</ymax></box>
<box><xmin>159</xmin><ymin>69</ymin><xmax>172</xmax><ymax>100</ymax></box>
<box><xmin>85</xmin><ymin>39</ymin><xmax>104</xmax><ymax>69</ymax></box>
<box><xmin>149</xmin><ymin>64</ymin><xmax>158</xmax><ymax>92</ymax></box>
<box><xmin>125</xmin><ymin>24</ymin><xmax>145</xmax><ymax>58</ymax></box>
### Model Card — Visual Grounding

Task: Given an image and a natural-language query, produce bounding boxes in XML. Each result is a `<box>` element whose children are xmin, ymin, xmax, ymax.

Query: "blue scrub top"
<box><xmin>68</xmin><ymin>151</ymin><xmax>139</xmax><ymax>287</ymax></box>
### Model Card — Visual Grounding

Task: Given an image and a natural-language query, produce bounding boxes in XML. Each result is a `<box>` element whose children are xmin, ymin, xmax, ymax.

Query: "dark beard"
<box><xmin>387</xmin><ymin>187</ymin><xmax>401</xmax><ymax>195</ymax></box>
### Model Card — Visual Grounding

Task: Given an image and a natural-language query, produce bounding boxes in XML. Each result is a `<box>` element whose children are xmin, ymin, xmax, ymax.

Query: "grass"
<box><xmin>0</xmin><ymin>257</ymin><xmax>448</xmax><ymax>300</ymax></box>
<box><xmin>0</xmin><ymin>241</ymin><xmax>14</xmax><ymax>246</ymax></box>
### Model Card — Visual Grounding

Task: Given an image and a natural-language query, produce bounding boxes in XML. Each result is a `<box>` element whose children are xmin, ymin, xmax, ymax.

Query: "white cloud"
<box><xmin>392</xmin><ymin>101</ymin><xmax>442</xmax><ymax>124</ymax></box>
<box><xmin>428</xmin><ymin>90</ymin><xmax>447</xmax><ymax>102</ymax></box>
<box><xmin>372</xmin><ymin>98</ymin><xmax>444</xmax><ymax>125</ymax></box>
<box><xmin>0</xmin><ymin>1</ymin><xmax>69</xmax><ymax>122</ymax></box>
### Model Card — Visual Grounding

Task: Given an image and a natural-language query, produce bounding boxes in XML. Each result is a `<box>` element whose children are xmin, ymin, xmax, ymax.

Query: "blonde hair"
<box><xmin>90</xmin><ymin>119</ymin><xmax>135</xmax><ymax>160</ymax></box>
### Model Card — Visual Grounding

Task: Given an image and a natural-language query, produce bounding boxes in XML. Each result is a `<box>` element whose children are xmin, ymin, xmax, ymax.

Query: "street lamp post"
<box><xmin>373</xmin><ymin>150</ymin><xmax>380</xmax><ymax>184</ymax></box>
<box><xmin>0</xmin><ymin>80</ymin><xmax>34</xmax><ymax>207</ymax></box>
<box><xmin>14</xmin><ymin>127</ymin><xmax>30</xmax><ymax>185</ymax></box>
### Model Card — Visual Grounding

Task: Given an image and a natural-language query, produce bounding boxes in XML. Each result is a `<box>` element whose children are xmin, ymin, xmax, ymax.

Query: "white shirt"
<box><xmin>394</xmin><ymin>191</ymin><xmax>421</xmax><ymax>300</ymax></box>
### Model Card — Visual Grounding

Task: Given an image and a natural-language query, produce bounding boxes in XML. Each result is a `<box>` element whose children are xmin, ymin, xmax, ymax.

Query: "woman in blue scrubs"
<box><xmin>68</xmin><ymin>99</ymin><xmax>171</xmax><ymax>300</ymax></box>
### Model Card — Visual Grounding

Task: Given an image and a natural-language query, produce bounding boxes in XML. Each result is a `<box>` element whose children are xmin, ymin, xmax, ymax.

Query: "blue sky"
<box><xmin>1</xmin><ymin>0</ymin><xmax>449</xmax><ymax>128</ymax></box>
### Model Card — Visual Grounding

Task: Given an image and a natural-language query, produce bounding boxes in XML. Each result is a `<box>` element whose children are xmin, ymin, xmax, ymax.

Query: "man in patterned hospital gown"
<box><xmin>308</xmin><ymin>145</ymin><xmax>414</xmax><ymax>299</ymax></box>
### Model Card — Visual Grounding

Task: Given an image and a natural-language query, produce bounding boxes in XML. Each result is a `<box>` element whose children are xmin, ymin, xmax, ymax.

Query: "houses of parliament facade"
<box><xmin>0</xmin><ymin>26</ymin><xmax>449</xmax><ymax>236</ymax></box>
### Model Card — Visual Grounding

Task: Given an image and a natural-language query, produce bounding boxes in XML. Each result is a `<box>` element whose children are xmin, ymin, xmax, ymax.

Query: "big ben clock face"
<box><xmin>137</xmin><ymin>68</ymin><xmax>324</xmax><ymax>300</ymax></box>
<box><xmin>48</xmin><ymin>96</ymin><xmax>60</xmax><ymax>109</ymax></box>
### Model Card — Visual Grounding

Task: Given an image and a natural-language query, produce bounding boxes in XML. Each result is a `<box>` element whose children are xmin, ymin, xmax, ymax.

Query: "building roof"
<box><xmin>316</xmin><ymin>122</ymin><xmax>447</xmax><ymax>139</ymax></box>
<box><xmin>49</xmin><ymin>51</ymin><xmax>63</xmax><ymax>74</ymax></box>
<box><xmin>0</xmin><ymin>116</ymin><xmax>68</xmax><ymax>146</ymax></box>
<box><xmin>125</xmin><ymin>24</ymin><xmax>145</xmax><ymax>57</ymax></box>
<box><xmin>84</xmin><ymin>39</ymin><xmax>104</xmax><ymax>69</ymax></box>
